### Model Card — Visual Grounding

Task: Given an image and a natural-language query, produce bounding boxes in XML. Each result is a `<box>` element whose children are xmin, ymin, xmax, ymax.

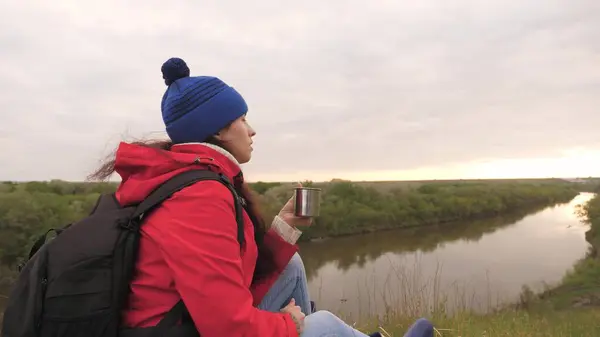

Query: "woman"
<box><xmin>89</xmin><ymin>57</ymin><xmax>433</xmax><ymax>337</ymax></box>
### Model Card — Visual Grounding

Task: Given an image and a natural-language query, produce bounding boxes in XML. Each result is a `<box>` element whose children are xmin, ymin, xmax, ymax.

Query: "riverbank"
<box><xmin>259</xmin><ymin>179</ymin><xmax>580</xmax><ymax>241</ymax></box>
<box><xmin>350</xmin><ymin>192</ymin><xmax>600</xmax><ymax>336</ymax></box>
<box><xmin>526</xmin><ymin>193</ymin><xmax>600</xmax><ymax>310</ymax></box>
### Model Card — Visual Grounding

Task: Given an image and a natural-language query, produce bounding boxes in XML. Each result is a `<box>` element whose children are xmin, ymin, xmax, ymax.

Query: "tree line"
<box><xmin>257</xmin><ymin>179</ymin><xmax>580</xmax><ymax>240</ymax></box>
<box><xmin>0</xmin><ymin>179</ymin><xmax>581</xmax><ymax>286</ymax></box>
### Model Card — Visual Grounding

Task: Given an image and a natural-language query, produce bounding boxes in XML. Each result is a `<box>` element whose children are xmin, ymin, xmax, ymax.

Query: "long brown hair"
<box><xmin>88</xmin><ymin>137</ymin><xmax>277</xmax><ymax>283</ymax></box>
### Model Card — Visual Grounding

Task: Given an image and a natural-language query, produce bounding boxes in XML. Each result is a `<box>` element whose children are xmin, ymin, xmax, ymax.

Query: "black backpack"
<box><xmin>1</xmin><ymin>169</ymin><xmax>245</xmax><ymax>337</ymax></box>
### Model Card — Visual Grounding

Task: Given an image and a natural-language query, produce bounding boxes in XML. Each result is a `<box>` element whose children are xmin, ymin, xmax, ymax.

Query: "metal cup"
<box><xmin>293</xmin><ymin>187</ymin><xmax>322</xmax><ymax>217</ymax></box>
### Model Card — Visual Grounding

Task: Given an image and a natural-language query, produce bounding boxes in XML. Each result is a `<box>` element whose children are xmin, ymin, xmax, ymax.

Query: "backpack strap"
<box><xmin>130</xmin><ymin>169</ymin><xmax>245</xmax><ymax>247</ymax></box>
<box><xmin>19</xmin><ymin>227</ymin><xmax>69</xmax><ymax>271</ymax></box>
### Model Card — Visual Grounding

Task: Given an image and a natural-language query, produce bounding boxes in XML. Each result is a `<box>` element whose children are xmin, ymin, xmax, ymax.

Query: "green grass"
<box><xmin>343</xmin><ymin>271</ymin><xmax>600</xmax><ymax>336</ymax></box>
<box><xmin>355</xmin><ymin>309</ymin><xmax>600</xmax><ymax>336</ymax></box>
<box><xmin>530</xmin><ymin>257</ymin><xmax>600</xmax><ymax>311</ymax></box>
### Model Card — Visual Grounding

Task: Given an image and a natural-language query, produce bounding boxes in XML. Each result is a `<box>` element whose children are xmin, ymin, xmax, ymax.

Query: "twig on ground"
<box><xmin>379</xmin><ymin>326</ymin><xmax>392</xmax><ymax>337</ymax></box>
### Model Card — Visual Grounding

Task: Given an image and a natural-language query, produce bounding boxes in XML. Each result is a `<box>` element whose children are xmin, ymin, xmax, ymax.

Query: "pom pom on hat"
<box><xmin>161</xmin><ymin>57</ymin><xmax>190</xmax><ymax>86</ymax></box>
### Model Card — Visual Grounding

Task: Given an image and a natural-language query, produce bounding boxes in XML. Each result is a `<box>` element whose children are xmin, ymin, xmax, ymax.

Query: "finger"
<box><xmin>292</xmin><ymin>217</ymin><xmax>312</xmax><ymax>227</ymax></box>
<box><xmin>282</xmin><ymin>298</ymin><xmax>295</xmax><ymax>309</ymax></box>
<box><xmin>283</xmin><ymin>192</ymin><xmax>296</xmax><ymax>210</ymax></box>
<box><xmin>292</xmin><ymin>182</ymin><xmax>302</xmax><ymax>200</ymax></box>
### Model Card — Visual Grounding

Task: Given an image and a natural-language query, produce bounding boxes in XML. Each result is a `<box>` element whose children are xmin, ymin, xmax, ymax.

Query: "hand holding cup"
<box><xmin>278</xmin><ymin>183</ymin><xmax>321</xmax><ymax>228</ymax></box>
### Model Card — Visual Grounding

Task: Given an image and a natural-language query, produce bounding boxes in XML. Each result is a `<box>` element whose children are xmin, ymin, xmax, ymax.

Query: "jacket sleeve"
<box><xmin>148</xmin><ymin>180</ymin><xmax>298</xmax><ymax>337</ymax></box>
<box><xmin>249</xmin><ymin>218</ymin><xmax>300</xmax><ymax>306</ymax></box>
<box><xmin>270</xmin><ymin>215</ymin><xmax>303</xmax><ymax>244</ymax></box>
<box><xmin>265</xmin><ymin>217</ymin><xmax>300</xmax><ymax>272</ymax></box>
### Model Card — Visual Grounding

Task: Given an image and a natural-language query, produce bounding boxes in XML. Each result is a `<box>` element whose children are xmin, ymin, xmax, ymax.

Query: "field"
<box><xmin>351</xmin><ymin>177</ymin><xmax>579</xmax><ymax>192</ymax></box>
<box><xmin>1</xmin><ymin>177</ymin><xmax>599</xmax><ymax>335</ymax></box>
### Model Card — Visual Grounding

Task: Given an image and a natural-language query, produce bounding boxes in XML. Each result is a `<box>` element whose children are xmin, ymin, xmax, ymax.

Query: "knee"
<box><xmin>404</xmin><ymin>318</ymin><xmax>434</xmax><ymax>337</ymax></box>
<box><xmin>413</xmin><ymin>318</ymin><xmax>433</xmax><ymax>330</ymax></box>
<box><xmin>307</xmin><ymin>310</ymin><xmax>337</xmax><ymax>321</ymax></box>
<box><xmin>286</xmin><ymin>252</ymin><xmax>306</xmax><ymax>275</ymax></box>
<box><xmin>303</xmin><ymin>310</ymin><xmax>345</xmax><ymax>333</ymax></box>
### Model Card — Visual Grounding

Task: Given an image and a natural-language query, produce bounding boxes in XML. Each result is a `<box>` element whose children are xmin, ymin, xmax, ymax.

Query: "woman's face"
<box><xmin>215</xmin><ymin>115</ymin><xmax>256</xmax><ymax>164</ymax></box>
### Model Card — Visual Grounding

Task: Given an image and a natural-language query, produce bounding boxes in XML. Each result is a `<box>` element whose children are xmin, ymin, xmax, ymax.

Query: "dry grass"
<box><xmin>357</xmin><ymin>309</ymin><xmax>600</xmax><ymax>336</ymax></box>
<box><xmin>311</xmin><ymin>257</ymin><xmax>506</xmax><ymax>323</ymax></box>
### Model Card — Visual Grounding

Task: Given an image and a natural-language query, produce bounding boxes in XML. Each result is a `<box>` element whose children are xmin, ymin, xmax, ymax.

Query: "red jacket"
<box><xmin>114</xmin><ymin>142</ymin><xmax>299</xmax><ymax>337</ymax></box>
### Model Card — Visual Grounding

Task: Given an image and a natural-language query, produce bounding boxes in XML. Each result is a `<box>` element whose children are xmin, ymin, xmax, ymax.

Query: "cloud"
<box><xmin>0</xmin><ymin>0</ymin><xmax>598</xmax><ymax>181</ymax></box>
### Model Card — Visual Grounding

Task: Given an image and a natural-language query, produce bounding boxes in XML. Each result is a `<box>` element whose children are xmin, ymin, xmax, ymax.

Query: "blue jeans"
<box><xmin>258</xmin><ymin>253</ymin><xmax>434</xmax><ymax>337</ymax></box>
<box><xmin>258</xmin><ymin>253</ymin><xmax>312</xmax><ymax>315</ymax></box>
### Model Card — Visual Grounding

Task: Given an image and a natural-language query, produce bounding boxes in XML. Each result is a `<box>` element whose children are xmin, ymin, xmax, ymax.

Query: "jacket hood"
<box><xmin>113</xmin><ymin>141</ymin><xmax>243</xmax><ymax>206</ymax></box>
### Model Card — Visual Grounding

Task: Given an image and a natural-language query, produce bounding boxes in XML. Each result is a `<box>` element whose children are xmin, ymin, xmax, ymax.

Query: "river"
<box><xmin>299</xmin><ymin>192</ymin><xmax>595</xmax><ymax>320</ymax></box>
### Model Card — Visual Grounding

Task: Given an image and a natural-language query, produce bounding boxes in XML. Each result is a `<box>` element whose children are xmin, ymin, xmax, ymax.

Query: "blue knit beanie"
<box><xmin>160</xmin><ymin>57</ymin><xmax>248</xmax><ymax>144</ymax></box>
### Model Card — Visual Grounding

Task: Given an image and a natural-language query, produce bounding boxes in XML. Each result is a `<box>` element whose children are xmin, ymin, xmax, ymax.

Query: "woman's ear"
<box><xmin>213</xmin><ymin>131</ymin><xmax>224</xmax><ymax>142</ymax></box>
<box><xmin>213</xmin><ymin>124</ymin><xmax>232</xmax><ymax>142</ymax></box>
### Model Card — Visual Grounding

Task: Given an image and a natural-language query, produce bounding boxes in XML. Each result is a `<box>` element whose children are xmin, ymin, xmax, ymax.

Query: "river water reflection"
<box><xmin>299</xmin><ymin>193</ymin><xmax>595</xmax><ymax>320</ymax></box>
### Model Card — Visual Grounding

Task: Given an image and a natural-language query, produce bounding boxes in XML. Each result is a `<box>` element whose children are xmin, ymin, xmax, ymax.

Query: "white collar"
<box><xmin>172</xmin><ymin>142</ymin><xmax>241</xmax><ymax>168</ymax></box>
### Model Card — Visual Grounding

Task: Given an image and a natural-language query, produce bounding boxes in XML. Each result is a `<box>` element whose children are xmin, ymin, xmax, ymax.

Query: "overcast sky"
<box><xmin>1</xmin><ymin>0</ymin><xmax>599</xmax><ymax>182</ymax></box>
